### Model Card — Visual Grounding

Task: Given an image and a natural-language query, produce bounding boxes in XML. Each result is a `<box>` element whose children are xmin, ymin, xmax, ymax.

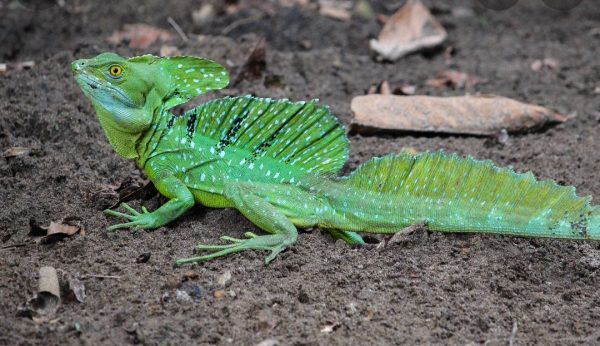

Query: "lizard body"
<box><xmin>72</xmin><ymin>53</ymin><xmax>600</xmax><ymax>265</ymax></box>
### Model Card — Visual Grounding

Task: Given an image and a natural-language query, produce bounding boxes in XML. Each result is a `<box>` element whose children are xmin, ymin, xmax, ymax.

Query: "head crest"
<box><xmin>141</xmin><ymin>56</ymin><xmax>229</xmax><ymax>109</ymax></box>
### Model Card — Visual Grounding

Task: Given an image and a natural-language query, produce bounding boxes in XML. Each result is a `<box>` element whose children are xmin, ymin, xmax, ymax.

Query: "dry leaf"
<box><xmin>350</xmin><ymin>94</ymin><xmax>570</xmax><ymax>136</ymax></box>
<box><xmin>426</xmin><ymin>69</ymin><xmax>484</xmax><ymax>89</ymax></box>
<box><xmin>319</xmin><ymin>4</ymin><xmax>352</xmax><ymax>21</ymax></box>
<box><xmin>3</xmin><ymin>147</ymin><xmax>30</xmax><ymax>157</ymax></box>
<box><xmin>370</xmin><ymin>0</ymin><xmax>447</xmax><ymax>60</ymax></box>
<box><xmin>66</xmin><ymin>277</ymin><xmax>86</xmax><ymax>303</ymax></box>
<box><xmin>23</xmin><ymin>266</ymin><xmax>61</xmax><ymax>317</ymax></box>
<box><xmin>108</xmin><ymin>24</ymin><xmax>173</xmax><ymax>49</ymax></box>
<box><xmin>41</xmin><ymin>221</ymin><xmax>83</xmax><ymax>244</ymax></box>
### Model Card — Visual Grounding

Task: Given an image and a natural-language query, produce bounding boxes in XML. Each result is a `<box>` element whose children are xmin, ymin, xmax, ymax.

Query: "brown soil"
<box><xmin>2</xmin><ymin>0</ymin><xmax>600</xmax><ymax>345</ymax></box>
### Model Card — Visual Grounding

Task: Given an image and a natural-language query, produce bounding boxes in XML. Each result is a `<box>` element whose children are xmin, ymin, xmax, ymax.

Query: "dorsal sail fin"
<box><xmin>187</xmin><ymin>96</ymin><xmax>349</xmax><ymax>174</ymax></box>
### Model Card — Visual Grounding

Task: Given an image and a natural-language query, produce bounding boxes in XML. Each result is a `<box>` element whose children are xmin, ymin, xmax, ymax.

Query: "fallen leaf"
<box><xmin>350</xmin><ymin>94</ymin><xmax>570</xmax><ymax>136</ymax></box>
<box><xmin>100</xmin><ymin>173</ymin><xmax>157</xmax><ymax>209</ymax></box>
<box><xmin>66</xmin><ymin>277</ymin><xmax>86</xmax><ymax>303</ymax></box>
<box><xmin>108</xmin><ymin>24</ymin><xmax>173</xmax><ymax>49</ymax></box>
<box><xmin>426</xmin><ymin>69</ymin><xmax>484</xmax><ymax>89</ymax></box>
<box><xmin>29</xmin><ymin>219</ymin><xmax>47</xmax><ymax>236</ymax></box>
<box><xmin>320</xmin><ymin>320</ymin><xmax>340</xmax><ymax>333</ymax></box>
<box><xmin>2</xmin><ymin>147</ymin><xmax>30</xmax><ymax>157</ymax></box>
<box><xmin>319</xmin><ymin>3</ymin><xmax>352</xmax><ymax>21</ymax></box>
<box><xmin>19</xmin><ymin>266</ymin><xmax>61</xmax><ymax>319</ymax></box>
<box><xmin>41</xmin><ymin>221</ymin><xmax>83</xmax><ymax>244</ymax></box>
<box><xmin>370</xmin><ymin>0</ymin><xmax>447</xmax><ymax>60</ymax></box>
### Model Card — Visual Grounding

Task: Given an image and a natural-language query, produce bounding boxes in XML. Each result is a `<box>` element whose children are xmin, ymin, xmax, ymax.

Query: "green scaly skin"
<box><xmin>72</xmin><ymin>53</ymin><xmax>600</xmax><ymax>265</ymax></box>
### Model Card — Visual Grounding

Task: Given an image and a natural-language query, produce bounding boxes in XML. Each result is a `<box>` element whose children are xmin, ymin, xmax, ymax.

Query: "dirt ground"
<box><xmin>1</xmin><ymin>0</ymin><xmax>600</xmax><ymax>345</ymax></box>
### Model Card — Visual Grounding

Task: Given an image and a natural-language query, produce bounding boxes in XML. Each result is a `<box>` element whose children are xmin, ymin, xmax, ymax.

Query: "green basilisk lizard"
<box><xmin>72</xmin><ymin>52</ymin><xmax>600</xmax><ymax>265</ymax></box>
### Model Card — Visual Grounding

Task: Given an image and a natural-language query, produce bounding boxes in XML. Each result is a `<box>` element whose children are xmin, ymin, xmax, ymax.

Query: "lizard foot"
<box><xmin>104</xmin><ymin>203</ymin><xmax>160</xmax><ymax>231</ymax></box>
<box><xmin>175</xmin><ymin>233</ymin><xmax>295</xmax><ymax>265</ymax></box>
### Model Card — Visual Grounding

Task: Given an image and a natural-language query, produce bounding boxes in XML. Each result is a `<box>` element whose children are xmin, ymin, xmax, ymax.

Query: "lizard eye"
<box><xmin>108</xmin><ymin>64</ymin><xmax>123</xmax><ymax>77</ymax></box>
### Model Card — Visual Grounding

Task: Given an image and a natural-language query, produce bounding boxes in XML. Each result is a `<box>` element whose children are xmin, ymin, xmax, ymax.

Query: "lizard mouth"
<box><xmin>75</xmin><ymin>73</ymin><xmax>137</xmax><ymax>108</ymax></box>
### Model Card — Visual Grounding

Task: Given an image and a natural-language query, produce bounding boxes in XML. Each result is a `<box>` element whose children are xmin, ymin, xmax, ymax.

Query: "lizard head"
<box><xmin>72</xmin><ymin>52</ymin><xmax>229</xmax><ymax>157</ymax></box>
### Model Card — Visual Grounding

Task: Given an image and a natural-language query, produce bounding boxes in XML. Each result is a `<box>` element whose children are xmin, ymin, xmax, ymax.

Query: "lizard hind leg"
<box><xmin>176</xmin><ymin>183</ymin><xmax>300</xmax><ymax>265</ymax></box>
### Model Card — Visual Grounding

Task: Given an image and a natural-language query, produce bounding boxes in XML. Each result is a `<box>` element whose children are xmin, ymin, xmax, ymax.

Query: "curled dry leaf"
<box><xmin>350</xmin><ymin>94</ymin><xmax>570</xmax><ymax>136</ymax></box>
<box><xmin>370</xmin><ymin>0</ymin><xmax>447</xmax><ymax>60</ymax></box>
<box><xmin>41</xmin><ymin>221</ymin><xmax>83</xmax><ymax>244</ymax></box>
<box><xmin>19</xmin><ymin>266</ymin><xmax>61</xmax><ymax>319</ymax></box>
<box><xmin>66</xmin><ymin>277</ymin><xmax>86</xmax><ymax>303</ymax></box>
<box><xmin>108</xmin><ymin>24</ymin><xmax>174</xmax><ymax>49</ymax></box>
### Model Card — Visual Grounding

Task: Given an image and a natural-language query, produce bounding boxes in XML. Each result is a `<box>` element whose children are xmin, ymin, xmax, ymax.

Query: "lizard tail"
<box><xmin>313</xmin><ymin>151</ymin><xmax>600</xmax><ymax>240</ymax></box>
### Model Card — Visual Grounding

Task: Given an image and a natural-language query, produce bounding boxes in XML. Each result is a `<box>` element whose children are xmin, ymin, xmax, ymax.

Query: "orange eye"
<box><xmin>108</xmin><ymin>65</ymin><xmax>123</xmax><ymax>77</ymax></box>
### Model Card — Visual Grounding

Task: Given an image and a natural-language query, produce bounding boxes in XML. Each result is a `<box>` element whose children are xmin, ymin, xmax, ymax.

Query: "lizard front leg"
<box><xmin>176</xmin><ymin>182</ymin><xmax>298</xmax><ymax>265</ymax></box>
<box><xmin>104</xmin><ymin>171</ymin><xmax>194</xmax><ymax>231</ymax></box>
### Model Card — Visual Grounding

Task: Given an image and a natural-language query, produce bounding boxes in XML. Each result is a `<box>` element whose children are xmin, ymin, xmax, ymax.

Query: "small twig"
<box><xmin>221</xmin><ymin>13</ymin><xmax>263</xmax><ymax>35</ymax></box>
<box><xmin>1</xmin><ymin>243</ymin><xmax>29</xmax><ymax>250</ymax></box>
<box><xmin>167</xmin><ymin>16</ymin><xmax>189</xmax><ymax>43</ymax></box>
<box><xmin>81</xmin><ymin>274</ymin><xmax>122</xmax><ymax>280</ymax></box>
